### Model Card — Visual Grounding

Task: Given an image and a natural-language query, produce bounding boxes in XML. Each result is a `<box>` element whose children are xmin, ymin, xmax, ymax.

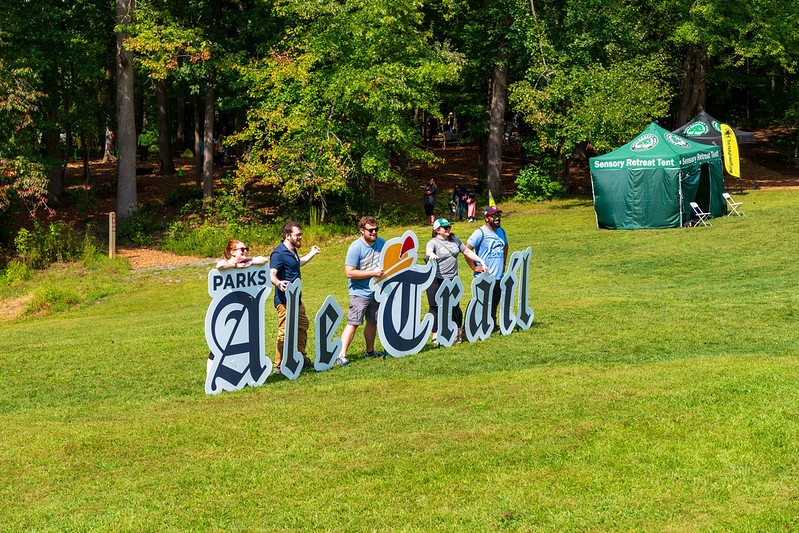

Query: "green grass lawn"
<box><xmin>2</xmin><ymin>189</ymin><xmax>799</xmax><ymax>531</ymax></box>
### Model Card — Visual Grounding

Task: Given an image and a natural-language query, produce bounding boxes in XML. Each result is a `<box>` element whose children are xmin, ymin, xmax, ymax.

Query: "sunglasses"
<box><xmin>489</xmin><ymin>214</ymin><xmax>502</xmax><ymax>219</ymax></box>
<box><xmin>236</xmin><ymin>246</ymin><xmax>249</xmax><ymax>253</ymax></box>
<box><xmin>363</xmin><ymin>227</ymin><xmax>379</xmax><ymax>233</ymax></box>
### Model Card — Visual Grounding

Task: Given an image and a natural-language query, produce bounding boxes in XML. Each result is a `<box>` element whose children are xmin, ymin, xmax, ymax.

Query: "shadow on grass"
<box><xmin>551</xmin><ymin>196</ymin><xmax>595</xmax><ymax>209</ymax></box>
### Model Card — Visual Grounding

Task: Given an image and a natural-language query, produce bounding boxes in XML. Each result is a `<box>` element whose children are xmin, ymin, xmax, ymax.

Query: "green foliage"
<box><xmin>514</xmin><ymin>166</ymin><xmax>564</xmax><ymax>202</ymax></box>
<box><xmin>0</xmin><ymin>61</ymin><xmax>48</xmax><ymax>217</ymax></box>
<box><xmin>127</xmin><ymin>4</ymin><xmax>212</xmax><ymax>81</ymax></box>
<box><xmin>204</xmin><ymin>189</ymin><xmax>257</xmax><ymax>226</ymax></box>
<box><xmin>64</xmin><ymin>187</ymin><xmax>98</xmax><ymax>222</ymax></box>
<box><xmin>0</xmin><ymin>259</ymin><xmax>33</xmax><ymax>286</ymax></box>
<box><xmin>160</xmin><ymin>220</ymin><xmax>277</xmax><ymax>258</ymax></box>
<box><xmin>165</xmin><ymin>185</ymin><xmax>203</xmax><ymax>206</ymax></box>
<box><xmin>14</xmin><ymin>221</ymin><xmax>84</xmax><ymax>269</ymax></box>
<box><xmin>23</xmin><ymin>284</ymin><xmax>81</xmax><ymax>316</ymax></box>
<box><xmin>231</xmin><ymin>0</ymin><xmax>462</xmax><ymax>215</ymax></box>
<box><xmin>511</xmin><ymin>54</ymin><xmax>673</xmax><ymax>159</ymax></box>
<box><xmin>118</xmin><ymin>205</ymin><xmax>166</xmax><ymax>246</ymax></box>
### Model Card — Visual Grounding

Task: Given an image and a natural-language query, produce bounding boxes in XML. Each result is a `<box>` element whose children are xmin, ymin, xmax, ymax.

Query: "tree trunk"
<box><xmin>194</xmin><ymin>92</ymin><xmax>202</xmax><ymax>189</ymax></box>
<box><xmin>157</xmin><ymin>79</ymin><xmax>176</xmax><ymax>174</ymax></box>
<box><xmin>203</xmin><ymin>83</ymin><xmax>215</xmax><ymax>200</ymax></box>
<box><xmin>46</xmin><ymin>107</ymin><xmax>64</xmax><ymax>205</ymax></box>
<box><xmin>694</xmin><ymin>44</ymin><xmax>707</xmax><ymax>113</ymax></box>
<box><xmin>176</xmin><ymin>92</ymin><xmax>185</xmax><ymax>151</ymax></box>
<box><xmin>676</xmin><ymin>43</ymin><xmax>707</xmax><ymax>126</ymax></box>
<box><xmin>486</xmin><ymin>53</ymin><xmax>508</xmax><ymax>200</ymax></box>
<box><xmin>675</xmin><ymin>45</ymin><xmax>695</xmax><ymax>127</ymax></box>
<box><xmin>116</xmin><ymin>0</ymin><xmax>137</xmax><ymax>223</ymax></box>
<box><xmin>81</xmin><ymin>133</ymin><xmax>91</xmax><ymax>186</ymax></box>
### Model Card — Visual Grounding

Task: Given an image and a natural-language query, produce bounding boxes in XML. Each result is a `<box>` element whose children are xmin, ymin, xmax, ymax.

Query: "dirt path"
<box><xmin>116</xmin><ymin>247</ymin><xmax>206</xmax><ymax>270</ymax></box>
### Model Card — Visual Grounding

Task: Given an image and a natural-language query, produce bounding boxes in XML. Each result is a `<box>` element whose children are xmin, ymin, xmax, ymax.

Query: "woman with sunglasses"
<box><xmin>208</xmin><ymin>239</ymin><xmax>268</xmax><ymax>375</ymax></box>
<box><xmin>425</xmin><ymin>218</ymin><xmax>488</xmax><ymax>345</ymax></box>
<box><xmin>216</xmin><ymin>239</ymin><xmax>268</xmax><ymax>270</ymax></box>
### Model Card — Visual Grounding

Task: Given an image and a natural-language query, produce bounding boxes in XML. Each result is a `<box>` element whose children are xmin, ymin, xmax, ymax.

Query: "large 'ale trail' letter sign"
<box><xmin>202</xmin><ymin>237</ymin><xmax>535</xmax><ymax>393</ymax></box>
<box><xmin>205</xmin><ymin>264</ymin><xmax>272</xmax><ymax>395</ymax></box>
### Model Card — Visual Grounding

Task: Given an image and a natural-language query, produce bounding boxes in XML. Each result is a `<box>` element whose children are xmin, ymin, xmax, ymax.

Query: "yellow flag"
<box><xmin>488</xmin><ymin>190</ymin><xmax>496</xmax><ymax>207</ymax></box>
<box><xmin>720</xmin><ymin>124</ymin><xmax>740</xmax><ymax>178</ymax></box>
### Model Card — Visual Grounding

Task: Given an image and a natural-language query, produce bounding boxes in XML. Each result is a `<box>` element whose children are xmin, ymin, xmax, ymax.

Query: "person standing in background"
<box><xmin>423</xmin><ymin>177</ymin><xmax>437</xmax><ymax>226</ymax></box>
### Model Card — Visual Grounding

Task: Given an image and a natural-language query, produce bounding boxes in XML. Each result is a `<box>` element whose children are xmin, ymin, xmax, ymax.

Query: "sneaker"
<box><xmin>364</xmin><ymin>350</ymin><xmax>382</xmax><ymax>358</ymax></box>
<box><xmin>336</xmin><ymin>355</ymin><xmax>350</xmax><ymax>366</ymax></box>
<box><xmin>273</xmin><ymin>365</ymin><xmax>281</xmax><ymax>374</ymax></box>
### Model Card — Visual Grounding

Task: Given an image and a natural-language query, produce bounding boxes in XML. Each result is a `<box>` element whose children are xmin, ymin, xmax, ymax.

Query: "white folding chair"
<box><xmin>723</xmin><ymin>193</ymin><xmax>745</xmax><ymax>216</ymax></box>
<box><xmin>690</xmin><ymin>202</ymin><xmax>712</xmax><ymax>227</ymax></box>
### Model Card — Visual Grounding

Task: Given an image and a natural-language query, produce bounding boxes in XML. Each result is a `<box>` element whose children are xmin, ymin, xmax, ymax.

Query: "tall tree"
<box><xmin>116</xmin><ymin>0</ymin><xmax>138</xmax><ymax>222</ymax></box>
<box><xmin>487</xmin><ymin>50</ymin><xmax>509</xmax><ymax>198</ymax></box>
<box><xmin>428</xmin><ymin>0</ymin><xmax>531</xmax><ymax>198</ymax></box>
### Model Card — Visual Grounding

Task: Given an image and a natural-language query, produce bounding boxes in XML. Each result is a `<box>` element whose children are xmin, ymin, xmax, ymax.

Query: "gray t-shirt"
<box><xmin>426</xmin><ymin>235</ymin><xmax>466</xmax><ymax>279</ymax></box>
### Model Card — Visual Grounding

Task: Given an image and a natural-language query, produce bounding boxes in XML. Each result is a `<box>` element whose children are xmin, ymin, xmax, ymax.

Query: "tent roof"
<box><xmin>673</xmin><ymin>110</ymin><xmax>755</xmax><ymax>145</ymax></box>
<box><xmin>590</xmin><ymin>122</ymin><xmax>721</xmax><ymax>172</ymax></box>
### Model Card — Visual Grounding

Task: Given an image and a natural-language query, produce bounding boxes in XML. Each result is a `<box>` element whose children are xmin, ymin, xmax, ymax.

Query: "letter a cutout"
<box><xmin>205</xmin><ymin>264</ymin><xmax>272</xmax><ymax>394</ymax></box>
<box><xmin>314</xmin><ymin>296</ymin><xmax>343</xmax><ymax>371</ymax></box>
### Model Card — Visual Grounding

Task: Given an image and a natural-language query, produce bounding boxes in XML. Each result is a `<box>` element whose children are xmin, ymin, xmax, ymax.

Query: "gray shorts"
<box><xmin>347</xmin><ymin>295</ymin><xmax>379</xmax><ymax>325</ymax></box>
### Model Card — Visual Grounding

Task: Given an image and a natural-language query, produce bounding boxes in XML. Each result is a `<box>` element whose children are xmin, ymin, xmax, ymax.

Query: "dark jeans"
<box><xmin>490</xmin><ymin>281</ymin><xmax>502</xmax><ymax>326</ymax></box>
<box><xmin>426</xmin><ymin>277</ymin><xmax>463</xmax><ymax>333</ymax></box>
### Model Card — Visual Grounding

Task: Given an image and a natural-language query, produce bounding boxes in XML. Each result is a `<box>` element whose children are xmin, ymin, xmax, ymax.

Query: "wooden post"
<box><xmin>109</xmin><ymin>212</ymin><xmax>116</xmax><ymax>259</ymax></box>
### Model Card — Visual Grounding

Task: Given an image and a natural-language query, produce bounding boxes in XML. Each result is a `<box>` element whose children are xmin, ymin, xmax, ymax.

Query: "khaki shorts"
<box><xmin>347</xmin><ymin>295</ymin><xmax>379</xmax><ymax>325</ymax></box>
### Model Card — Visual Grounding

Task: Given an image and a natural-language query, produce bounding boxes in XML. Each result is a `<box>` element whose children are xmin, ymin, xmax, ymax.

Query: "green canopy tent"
<box><xmin>590</xmin><ymin>123</ymin><xmax>724</xmax><ymax>229</ymax></box>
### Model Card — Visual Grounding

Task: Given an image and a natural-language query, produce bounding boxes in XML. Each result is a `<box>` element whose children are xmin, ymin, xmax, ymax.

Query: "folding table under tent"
<box><xmin>673</xmin><ymin>110</ymin><xmax>754</xmax><ymax>146</ymax></box>
<box><xmin>590</xmin><ymin>123</ymin><xmax>724</xmax><ymax>229</ymax></box>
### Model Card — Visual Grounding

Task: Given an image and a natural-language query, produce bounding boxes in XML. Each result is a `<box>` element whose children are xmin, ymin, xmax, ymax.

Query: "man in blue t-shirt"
<box><xmin>465</xmin><ymin>206</ymin><xmax>508</xmax><ymax>328</ymax></box>
<box><xmin>337</xmin><ymin>216</ymin><xmax>386</xmax><ymax>366</ymax></box>
<box><xmin>270</xmin><ymin>221</ymin><xmax>321</xmax><ymax>373</ymax></box>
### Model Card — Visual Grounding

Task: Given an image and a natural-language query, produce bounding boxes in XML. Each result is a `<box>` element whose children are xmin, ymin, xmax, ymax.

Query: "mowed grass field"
<box><xmin>2</xmin><ymin>189</ymin><xmax>799</xmax><ymax>531</ymax></box>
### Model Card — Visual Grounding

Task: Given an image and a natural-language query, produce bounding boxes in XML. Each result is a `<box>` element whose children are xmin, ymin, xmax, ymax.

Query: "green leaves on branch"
<box><xmin>0</xmin><ymin>62</ymin><xmax>48</xmax><ymax>217</ymax></box>
<box><xmin>125</xmin><ymin>4</ymin><xmax>212</xmax><ymax>80</ymax></box>
<box><xmin>511</xmin><ymin>55</ymin><xmax>672</xmax><ymax>157</ymax></box>
<box><xmin>232</xmin><ymin>0</ymin><xmax>462</xmax><ymax>204</ymax></box>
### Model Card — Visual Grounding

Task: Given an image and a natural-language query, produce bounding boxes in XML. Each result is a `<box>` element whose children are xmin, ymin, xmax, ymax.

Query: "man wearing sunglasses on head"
<box><xmin>464</xmin><ymin>206</ymin><xmax>508</xmax><ymax>329</ymax></box>
<box><xmin>337</xmin><ymin>216</ymin><xmax>385</xmax><ymax>366</ymax></box>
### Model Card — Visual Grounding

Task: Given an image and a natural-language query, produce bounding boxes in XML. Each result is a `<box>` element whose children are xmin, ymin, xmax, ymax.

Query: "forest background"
<box><xmin>1</xmin><ymin>0</ymin><xmax>799</xmax><ymax>263</ymax></box>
